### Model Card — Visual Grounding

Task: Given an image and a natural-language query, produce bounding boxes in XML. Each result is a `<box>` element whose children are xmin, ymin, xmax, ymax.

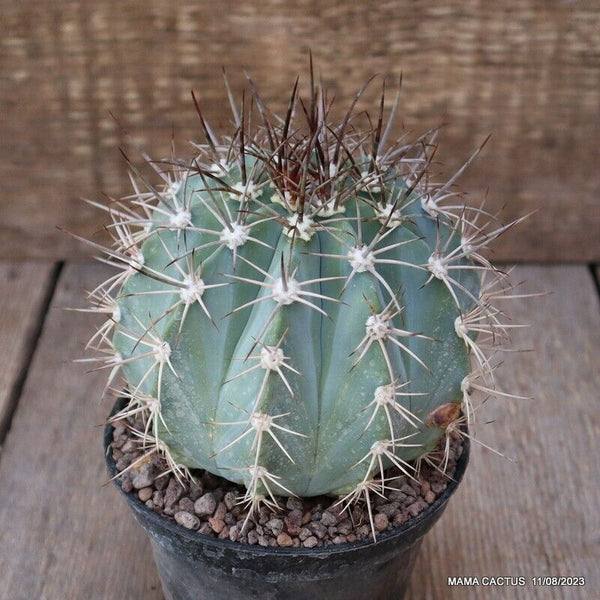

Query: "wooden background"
<box><xmin>1</xmin><ymin>4</ymin><xmax>600</xmax><ymax>598</ymax></box>
<box><xmin>2</xmin><ymin>0</ymin><xmax>599</xmax><ymax>262</ymax></box>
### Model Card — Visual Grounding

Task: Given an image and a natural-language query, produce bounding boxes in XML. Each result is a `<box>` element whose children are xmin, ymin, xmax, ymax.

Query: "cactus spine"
<box><xmin>81</xmin><ymin>73</ymin><xmax>523</xmax><ymax>526</ymax></box>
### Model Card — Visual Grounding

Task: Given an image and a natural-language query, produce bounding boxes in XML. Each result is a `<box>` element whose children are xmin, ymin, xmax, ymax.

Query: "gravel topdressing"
<box><xmin>110</xmin><ymin>418</ymin><xmax>462</xmax><ymax>548</ymax></box>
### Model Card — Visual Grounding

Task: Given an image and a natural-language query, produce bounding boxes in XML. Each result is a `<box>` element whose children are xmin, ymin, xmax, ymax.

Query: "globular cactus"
<box><xmin>81</xmin><ymin>73</ymin><xmax>522</xmax><ymax>525</ymax></box>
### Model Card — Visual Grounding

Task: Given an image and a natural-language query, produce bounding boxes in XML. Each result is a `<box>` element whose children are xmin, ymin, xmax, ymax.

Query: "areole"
<box><xmin>80</xmin><ymin>69</ymin><xmax>524</xmax><ymax>600</ymax></box>
<box><xmin>105</xmin><ymin>407</ymin><xmax>470</xmax><ymax>600</ymax></box>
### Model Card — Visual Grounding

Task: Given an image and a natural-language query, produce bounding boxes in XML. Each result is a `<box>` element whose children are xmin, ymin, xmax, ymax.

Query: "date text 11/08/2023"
<box><xmin>447</xmin><ymin>576</ymin><xmax>586</xmax><ymax>587</ymax></box>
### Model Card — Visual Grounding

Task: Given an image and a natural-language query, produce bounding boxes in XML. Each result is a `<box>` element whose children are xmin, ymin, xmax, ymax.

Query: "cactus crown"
<box><xmin>82</xmin><ymin>70</ymin><xmax>522</xmax><ymax>528</ymax></box>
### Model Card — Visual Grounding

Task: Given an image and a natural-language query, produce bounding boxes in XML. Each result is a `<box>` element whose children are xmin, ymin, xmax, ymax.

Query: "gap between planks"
<box><xmin>0</xmin><ymin>262</ymin><xmax>162</xmax><ymax>600</ymax></box>
<box><xmin>592</xmin><ymin>265</ymin><xmax>600</xmax><ymax>298</ymax></box>
<box><xmin>0</xmin><ymin>260</ymin><xmax>61</xmax><ymax>444</ymax></box>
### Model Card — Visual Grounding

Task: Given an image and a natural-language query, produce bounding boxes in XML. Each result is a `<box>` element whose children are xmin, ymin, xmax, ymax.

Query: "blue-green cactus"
<box><xmin>84</xmin><ymin>76</ymin><xmax>517</xmax><ymax>514</ymax></box>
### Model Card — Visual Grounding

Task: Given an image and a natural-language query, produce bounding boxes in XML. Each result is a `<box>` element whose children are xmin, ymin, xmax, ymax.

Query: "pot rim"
<box><xmin>104</xmin><ymin>399</ymin><xmax>469</xmax><ymax>557</ymax></box>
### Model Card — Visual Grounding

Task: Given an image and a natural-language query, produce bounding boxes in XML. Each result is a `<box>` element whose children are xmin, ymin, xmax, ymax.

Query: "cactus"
<box><xmin>81</xmin><ymin>72</ymin><xmax>523</xmax><ymax>530</ymax></box>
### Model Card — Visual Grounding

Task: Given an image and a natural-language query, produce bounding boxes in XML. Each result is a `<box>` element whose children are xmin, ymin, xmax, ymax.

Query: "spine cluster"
<box><xmin>76</xmin><ymin>70</ymin><xmax>527</xmax><ymax>538</ymax></box>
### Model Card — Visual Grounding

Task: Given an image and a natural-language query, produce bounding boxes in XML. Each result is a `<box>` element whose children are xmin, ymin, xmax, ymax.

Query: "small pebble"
<box><xmin>189</xmin><ymin>481</ymin><xmax>204</xmax><ymax>501</ymax></box>
<box><xmin>214</xmin><ymin>502</ymin><xmax>227</xmax><ymax>521</ymax></box>
<box><xmin>241</xmin><ymin>519</ymin><xmax>254</xmax><ymax>531</ymax></box>
<box><xmin>113</xmin><ymin>423</ymin><xmax>126</xmax><ymax>437</ymax></box>
<box><xmin>116</xmin><ymin>456</ymin><xmax>131</xmax><ymax>471</ymax></box>
<box><xmin>229</xmin><ymin>525</ymin><xmax>240</xmax><ymax>542</ymax></box>
<box><xmin>132</xmin><ymin>469</ymin><xmax>154</xmax><ymax>490</ymax></box>
<box><xmin>175</xmin><ymin>511</ymin><xmax>200</xmax><ymax>530</ymax></box>
<box><xmin>164</xmin><ymin>478</ymin><xmax>184</xmax><ymax>509</ymax></box>
<box><xmin>376</xmin><ymin>503</ymin><xmax>398</xmax><ymax>517</ymax></box>
<box><xmin>209</xmin><ymin>517</ymin><xmax>225</xmax><ymax>534</ymax></box>
<box><xmin>284</xmin><ymin>509</ymin><xmax>303</xmax><ymax>535</ymax></box>
<box><xmin>152</xmin><ymin>491</ymin><xmax>164</xmax><ymax>509</ymax></box>
<box><xmin>321</xmin><ymin>511</ymin><xmax>337</xmax><ymax>527</ymax></box>
<box><xmin>120</xmin><ymin>477</ymin><xmax>133</xmax><ymax>493</ymax></box>
<box><xmin>138</xmin><ymin>487</ymin><xmax>153</xmax><ymax>502</ymax></box>
<box><xmin>373</xmin><ymin>495</ymin><xmax>387</xmax><ymax>507</ymax></box>
<box><xmin>224</xmin><ymin>491</ymin><xmax>237</xmax><ymax>510</ymax></box>
<box><xmin>374</xmin><ymin>513</ymin><xmax>389</xmax><ymax>532</ymax></box>
<box><xmin>154</xmin><ymin>475</ymin><xmax>169</xmax><ymax>491</ymax></box>
<box><xmin>400</xmin><ymin>483</ymin><xmax>417</xmax><ymax>497</ymax></box>
<box><xmin>356</xmin><ymin>525</ymin><xmax>370</xmax><ymax>540</ymax></box>
<box><xmin>328</xmin><ymin>503</ymin><xmax>345</xmax><ymax>518</ymax></box>
<box><xmin>431</xmin><ymin>482</ymin><xmax>445</xmax><ymax>495</ymax></box>
<box><xmin>258</xmin><ymin>506</ymin><xmax>270</xmax><ymax>524</ymax></box>
<box><xmin>393</xmin><ymin>513</ymin><xmax>408</xmax><ymax>527</ymax></box>
<box><xmin>309</xmin><ymin>522</ymin><xmax>327</xmax><ymax>539</ymax></box>
<box><xmin>286</xmin><ymin>497</ymin><xmax>303</xmax><ymax>511</ymax></box>
<box><xmin>266</xmin><ymin>518</ymin><xmax>284</xmax><ymax>536</ymax></box>
<box><xmin>179</xmin><ymin>497</ymin><xmax>195</xmax><ymax>513</ymax></box>
<box><xmin>194</xmin><ymin>492</ymin><xmax>217</xmax><ymax>517</ymax></box>
<box><xmin>111</xmin><ymin>417</ymin><xmax>462</xmax><ymax>548</ymax></box>
<box><xmin>277</xmin><ymin>532</ymin><xmax>294</xmax><ymax>547</ymax></box>
<box><xmin>337</xmin><ymin>519</ymin><xmax>352</xmax><ymax>535</ymax></box>
<box><xmin>121</xmin><ymin>440</ymin><xmax>136</xmax><ymax>453</ymax></box>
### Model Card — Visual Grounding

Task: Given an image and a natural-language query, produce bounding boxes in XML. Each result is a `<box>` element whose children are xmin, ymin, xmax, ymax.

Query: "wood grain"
<box><xmin>0</xmin><ymin>261</ymin><xmax>56</xmax><ymax>440</ymax></box>
<box><xmin>407</xmin><ymin>266</ymin><xmax>600</xmax><ymax>599</ymax></box>
<box><xmin>2</xmin><ymin>1</ymin><xmax>599</xmax><ymax>261</ymax></box>
<box><xmin>0</xmin><ymin>264</ymin><xmax>597</xmax><ymax>599</ymax></box>
<box><xmin>0</xmin><ymin>263</ymin><xmax>162</xmax><ymax>600</ymax></box>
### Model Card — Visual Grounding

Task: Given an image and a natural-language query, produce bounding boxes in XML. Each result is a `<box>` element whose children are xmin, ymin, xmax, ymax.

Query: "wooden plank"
<box><xmin>0</xmin><ymin>261</ymin><xmax>57</xmax><ymax>440</ymax></box>
<box><xmin>0</xmin><ymin>264</ymin><xmax>598</xmax><ymax>599</ymax></box>
<box><xmin>0</xmin><ymin>263</ymin><xmax>162</xmax><ymax>600</ymax></box>
<box><xmin>407</xmin><ymin>266</ymin><xmax>600</xmax><ymax>599</ymax></box>
<box><xmin>1</xmin><ymin>2</ymin><xmax>600</xmax><ymax>261</ymax></box>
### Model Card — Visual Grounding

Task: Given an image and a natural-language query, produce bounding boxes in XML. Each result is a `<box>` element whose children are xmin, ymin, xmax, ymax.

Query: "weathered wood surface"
<box><xmin>2</xmin><ymin>1</ymin><xmax>600</xmax><ymax>262</ymax></box>
<box><xmin>0</xmin><ymin>261</ymin><xmax>56</xmax><ymax>440</ymax></box>
<box><xmin>0</xmin><ymin>263</ymin><xmax>162</xmax><ymax>600</ymax></box>
<box><xmin>0</xmin><ymin>263</ymin><xmax>598</xmax><ymax>599</ymax></box>
<box><xmin>408</xmin><ymin>265</ymin><xmax>600</xmax><ymax>599</ymax></box>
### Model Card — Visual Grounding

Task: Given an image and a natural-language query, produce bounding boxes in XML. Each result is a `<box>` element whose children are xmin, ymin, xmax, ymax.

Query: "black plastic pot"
<box><xmin>105</xmin><ymin>406</ymin><xmax>469</xmax><ymax>600</ymax></box>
